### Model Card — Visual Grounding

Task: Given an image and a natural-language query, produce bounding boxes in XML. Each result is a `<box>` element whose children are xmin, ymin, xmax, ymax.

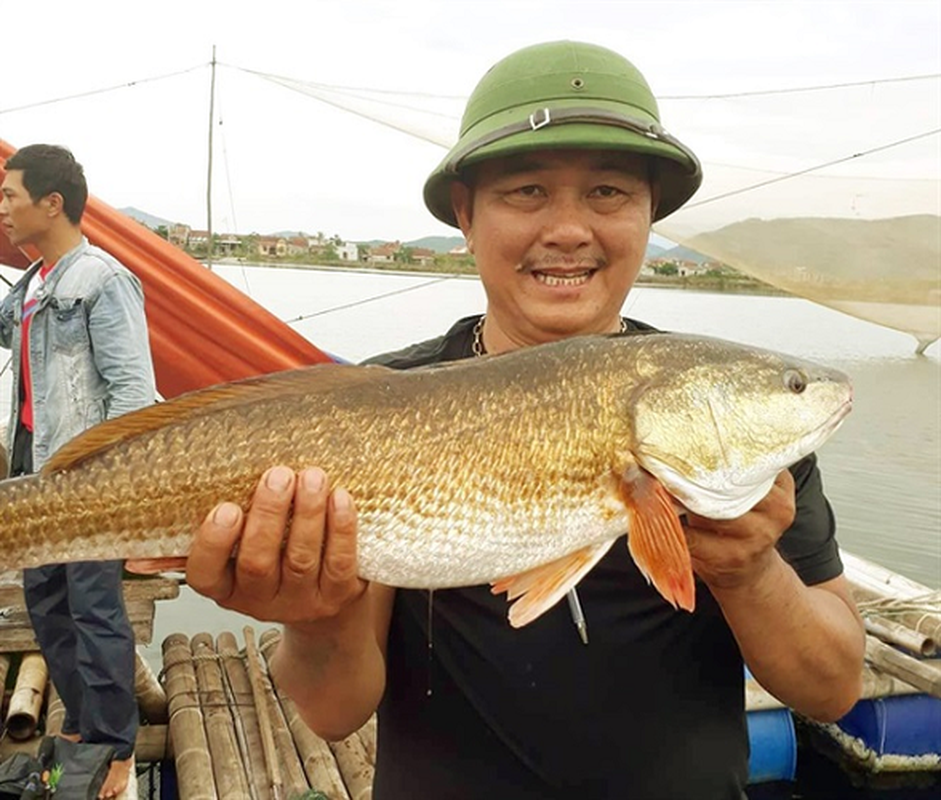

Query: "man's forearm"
<box><xmin>711</xmin><ymin>553</ymin><xmax>865</xmax><ymax>721</ymax></box>
<box><xmin>269</xmin><ymin>583</ymin><xmax>392</xmax><ymax>741</ymax></box>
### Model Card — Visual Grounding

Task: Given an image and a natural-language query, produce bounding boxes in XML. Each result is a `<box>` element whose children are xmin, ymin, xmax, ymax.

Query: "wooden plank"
<box><xmin>0</xmin><ymin>599</ymin><xmax>156</xmax><ymax>651</ymax></box>
<box><xmin>0</xmin><ymin>575</ymin><xmax>180</xmax><ymax>607</ymax></box>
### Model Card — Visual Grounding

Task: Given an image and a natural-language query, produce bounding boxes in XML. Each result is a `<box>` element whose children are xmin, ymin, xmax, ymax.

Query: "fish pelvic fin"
<box><xmin>491</xmin><ymin>540</ymin><xmax>616</xmax><ymax>629</ymax></box>
<box><xmin>125</xmin><ymin>557</ymin><xmax>188</xmax><ymax>575</ymax></box>
<box><xmin>619</xmin><ymin>465</ymin><xmax>696</xmax><ymax>612</ymax></box>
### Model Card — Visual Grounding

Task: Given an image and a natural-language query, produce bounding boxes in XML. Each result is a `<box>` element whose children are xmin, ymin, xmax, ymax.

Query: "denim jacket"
<box><xmin>0</xmin><ymin>238</ymin><xmax>156</xmax><ymax>472</ymax></box>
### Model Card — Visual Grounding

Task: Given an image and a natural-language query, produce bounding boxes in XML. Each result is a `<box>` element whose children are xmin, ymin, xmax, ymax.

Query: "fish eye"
<box><xmin>784</xmin><ymin>369</ymin><xmax>807</xmax><ymax>394</ymax></box>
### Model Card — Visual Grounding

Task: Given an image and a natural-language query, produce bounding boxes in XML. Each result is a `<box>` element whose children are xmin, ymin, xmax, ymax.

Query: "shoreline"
<box><xmin>204</xmin><ymin>257</ymin><xmax>794</xmax><ymax>297</ymax></box>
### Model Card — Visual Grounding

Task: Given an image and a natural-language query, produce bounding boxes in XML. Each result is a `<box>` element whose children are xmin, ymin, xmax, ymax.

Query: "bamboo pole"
<box><xmin>328</xmin><ymin>735</ymin><xmax>373</xmax><ymax>800</ymax></box>
<box><xmin>246</xmin><ymin>628</ymin><xmax>309</xmax><ymax>798</ymax></box>
<box><xmin>864</xmin><ymin>615</ymin><xmax>937</xmax><ymax>657</ymax></box>
<box><xmin>0</xmin><ymin>654</ymin><xmax>12</xmax><ymax>696</ymax></box>
<box><xmin>842</xmin><ymin>549</ymin><xmax>941</xmax><ymax>642</ymax></box>
<box><xmin>135</xmin><ymin>724</ymin><xmax>172</xmax><ymax>763</ymax></box>
<box><xmin>192</xmin><ymin>633</ymin><xmax>252</xmax><ymax>799</ymax></box>
<box><xmin>244</xmin><ymin>628</ymin><xmax>285</xmax><ymax>800</ymax></box>
<box><xmin>217</xmin><ymin>631</ymin><xmax>273</xmax><ymax>800</ymax></box>
<box><xmin>162</xmin><ymin>633</ymin><xmax>218</xmax><ymax>800</ymax></box>
<box><xmin>135</xmin><ymin>650</ymin><xmax>169</xmax><ymax>723</ymax></box>
<box><xmin>6</xmin><ymin>652</ymin><xmax>48</xmax><ymax>740</ymax></box>
<box><xmin>357</xmin><ymin>716</ymin><xmax>377</xmax><ymax>766</ymax></box>
<box><xmin>0</xmin><ymin>724</ymin><xmax>171</xmax><ymax>763</ymax></box>
<box><xmin>257</xmin><ymin>630</ymin><xmax>350</xmax><ymax>800</ymax></box>
<box><xmin>865</xmin><ymin>635</ymin><xmax>941</xmax><ymax>699</ymax></box>
<box><xmin>46</xmin><ymin>682</ymin><xmax>65</xmax><ymax>736</ymax></box>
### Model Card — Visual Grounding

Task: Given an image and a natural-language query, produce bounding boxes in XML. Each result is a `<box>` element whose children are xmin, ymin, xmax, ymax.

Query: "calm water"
<box><xmin>143</xmin><ymin>264</ymin><xmax>941</xmax><ymax>673</ymax></box>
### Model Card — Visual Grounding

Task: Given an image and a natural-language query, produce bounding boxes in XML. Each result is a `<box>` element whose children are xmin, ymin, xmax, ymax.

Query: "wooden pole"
<box><xmin>6</xmin><ymin>652</ymin><xmax>48</xmax><ymax>740</ymax></box>
<box><xmin>246</xmin><ymin>628</ymin><xmax>309</xmax><ymax>798</ymax></box>
<box><xmin>206</xmin><ymin>44</ymin><xmax>216</xmax><ymax>272</ymax></box>
<box><xmin>162</xmin><ymin>633</ymin><xmax>218</xmax><ymax>800</ymax></box>
<box><xmin>217</xmin><ymin>631</ymin><xmax>273</xmax><ymax>800</ymax></box>
<box><xmin>191</xmin><ymin>633</ymin><xmax>252</xmax><ymax>799</ymax></box>
<box><xmin>135</xmin><ymin>650</ymin><xmax>169</xmax><ymax>723</ymax></box>
<box><xmin>257</xmin><ymin>630</ymin><xmax>350</xmax><ymax>799</ymax></box>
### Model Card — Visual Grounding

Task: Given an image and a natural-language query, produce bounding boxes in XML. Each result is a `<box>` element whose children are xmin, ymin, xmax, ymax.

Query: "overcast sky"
<box><xmin>1</xmin><ymin>0</ymin><xmax>938</xmax><ymax>241</ymax></box>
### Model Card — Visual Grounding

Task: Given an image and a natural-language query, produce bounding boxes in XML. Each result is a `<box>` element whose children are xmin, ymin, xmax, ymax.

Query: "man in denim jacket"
<box><xmin>0</xmin><ymin>144</ymin><xmax>155</xmax><ymax>799</ymax></box>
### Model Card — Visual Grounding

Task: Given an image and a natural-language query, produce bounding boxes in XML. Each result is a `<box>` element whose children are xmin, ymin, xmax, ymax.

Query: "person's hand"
<box><xmin>684</xmin><ymin>469</ymin><xmax>796</xmax><ymax>591</ymax></box>
<box><xmin>186</xmin><ymin>465</ymin><xmax>367</xmax><ymax>624</ymax></box>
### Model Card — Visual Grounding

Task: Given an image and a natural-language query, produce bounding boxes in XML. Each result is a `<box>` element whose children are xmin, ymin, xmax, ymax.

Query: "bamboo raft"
<box><xmin>0</xmin><ymin>551</ymin><xmax>937</xmax><ymax>797</ymax></box>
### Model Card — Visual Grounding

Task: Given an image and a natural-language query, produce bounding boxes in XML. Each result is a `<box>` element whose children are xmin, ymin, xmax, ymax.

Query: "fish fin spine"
<box><xmin>491</xmin><ymin>540</ymin><xmax>616</xmax><ymax>628</ymax></box>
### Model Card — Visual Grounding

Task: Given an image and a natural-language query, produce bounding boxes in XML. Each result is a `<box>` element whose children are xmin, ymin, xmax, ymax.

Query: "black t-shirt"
<box><xmin>365</xmin><ymin>316</ymin><xmax>842</xmax><ymax>800</ymax></box>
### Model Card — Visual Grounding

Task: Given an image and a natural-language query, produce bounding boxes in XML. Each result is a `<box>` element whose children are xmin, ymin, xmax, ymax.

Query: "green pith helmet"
<box><xmin>423</xmin><ymin>40</ymin><xmax>702</xmax><ymax>227</ymax></box>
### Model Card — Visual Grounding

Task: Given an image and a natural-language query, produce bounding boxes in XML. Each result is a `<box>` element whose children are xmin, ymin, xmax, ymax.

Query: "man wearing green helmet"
<box><xmin>187</xmin><ymin>41</ymin><xmax>865</xmax><ymax>799</ymax></box>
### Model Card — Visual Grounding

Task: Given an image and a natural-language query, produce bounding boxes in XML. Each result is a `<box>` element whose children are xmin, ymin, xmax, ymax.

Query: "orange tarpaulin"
<box><xmin>0</xmin><ymin>139</ymin><xmax>334</xmax><ymax>398</ymax></box>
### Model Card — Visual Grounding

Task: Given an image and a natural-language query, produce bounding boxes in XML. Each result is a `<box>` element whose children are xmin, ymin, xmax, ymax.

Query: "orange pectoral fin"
<box><xmin>620</xmin><ymin>466</ymin><xmax>696</xmax><ymax>612</ymax></box>
<box><xmin>125</xmin><ymin>557</ymin><xmax>188</xmax><ymax>575</ymax></box>
<box><xmin>491</xmin><ymin>540</ymin><xmax>616</xmax><ymax>628</ymax></box>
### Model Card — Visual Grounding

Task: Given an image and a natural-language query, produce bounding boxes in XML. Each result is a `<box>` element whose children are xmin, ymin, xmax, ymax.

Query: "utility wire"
<box><xmin>685</xmin><ymin>128</ymin><xmax>941</xmax><ymax>209</ymax></box>
<box><xmin>0</xmin><ymin>64</ymin><xmax>207</xmax><ymax>116</ymax></box>
<box><xmin>663</xmin><ymin>72</ymin><xmax>941</xmax><ymax>100</ymax></box>
<box><xmin>283</xmin><ymin>274</ymin><xmax>459</xmax><ymax>325</ymax></box>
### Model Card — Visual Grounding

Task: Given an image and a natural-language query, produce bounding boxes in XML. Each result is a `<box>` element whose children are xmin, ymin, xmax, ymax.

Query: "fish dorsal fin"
<box><xmin>491</xmin><ymin>540</ymin><xmax>616</xmax><ymax>628</ymax></box>
<box><xmin>43</xmin><ymin>363</ymin><xmax>394</xmax><ymax>474</ymax></box>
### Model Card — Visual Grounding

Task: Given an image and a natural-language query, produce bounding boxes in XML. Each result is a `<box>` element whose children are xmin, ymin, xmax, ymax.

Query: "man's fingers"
<box><xmin>232</xmin><ymin>466</ymin><xmax>298</xmax><ymax>599</ymax></box>
<box><xmin>187</xmin><ymin>502</ymin><xmax>243</xmax><ymax>602</ymax></box>
<box><xmin>281</xmin><ymin>467</ymin><xmax>330</xmax><ymax>581</ymax></box>
<box><xmin>320</xmin><ymin>487</ymin><xmax>366</xmax><ymax>607</ymax></box>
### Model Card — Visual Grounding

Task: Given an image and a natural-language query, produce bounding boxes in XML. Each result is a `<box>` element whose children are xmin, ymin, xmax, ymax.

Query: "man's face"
<box><xmin>0</xmin><ymin>170</ymin><xmax>51</xmax><ymax>247</ymax></box>
<box><xmin>451</xmin><ymin>149</ymin><xmax>656</xmax><ymax>350</ymax></box>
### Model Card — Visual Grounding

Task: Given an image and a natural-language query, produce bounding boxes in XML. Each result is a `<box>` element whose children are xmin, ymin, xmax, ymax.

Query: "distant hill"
<box><xmin>658</xmin><ymin>244</ymin><xmax>711</xmax><ymax>264</ymax></box>
<box><xmin>644</xmin><ymin>242</ymin><xmax>667</xmax><ymax>260</ymax></box>
<box><xmin>354</xmin><ymin>236</ymin><xmax>466</xmax><ymax>254</ymax></box>
<box><xmin>406</xmin><ymin>236</ymin><xmax>465</xmax><ymax>253</ymax></box>
<box><xmin>119</xmin><ymin>207</ymin><xmax>173</xmax><ymax>230</ymax></box>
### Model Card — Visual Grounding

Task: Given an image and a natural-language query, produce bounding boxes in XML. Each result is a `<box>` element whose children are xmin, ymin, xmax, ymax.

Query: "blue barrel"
<box><xmin>747</xmin><ymin>708</ymin><xmax>798</xmax><ymax>783</ymax></box>
<box><xmin>838</xmin><ymin>695</ymin><xmax>941</xmax><ymax>757</ymax></box>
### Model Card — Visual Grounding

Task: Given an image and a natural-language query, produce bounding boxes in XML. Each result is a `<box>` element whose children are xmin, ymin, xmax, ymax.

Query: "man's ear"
<box><xmin>650</xmin><ymin>185</ymin><xmax>661</xmax><ymax>222</ymax></box>
<box><xmin>450</xmin><ymin>181</ymin><xmax>474</xmax><ymax>253</ymax></box>
<box><xmin>42</xmin><ymin>192</ymin><xmax>65</xmax><ymax>218</ymax></box>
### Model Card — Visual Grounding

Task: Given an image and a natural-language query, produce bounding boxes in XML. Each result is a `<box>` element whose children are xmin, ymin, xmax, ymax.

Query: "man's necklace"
<box><xmin>471</xmin><ymin>315</ymin><xmax>628</xmax><ymax>357</ymax></box>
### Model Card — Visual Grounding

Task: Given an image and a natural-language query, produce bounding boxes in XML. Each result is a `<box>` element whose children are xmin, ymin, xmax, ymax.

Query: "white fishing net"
<box><xmin>256</xmin><ymin>69</ymin><xmax>941</xmax><ymax>353</ymax></box>
<box><xmin>655</xmin><ymin>77</ymin><xmax>941</xmax><ymax>354</ymax></box>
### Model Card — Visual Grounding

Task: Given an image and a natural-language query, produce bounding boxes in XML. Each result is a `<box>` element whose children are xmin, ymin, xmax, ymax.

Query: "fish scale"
<box><xmin>0</xmin><ymin>333</ymin><xmax>851</xmax><ymax>622</ymax></box>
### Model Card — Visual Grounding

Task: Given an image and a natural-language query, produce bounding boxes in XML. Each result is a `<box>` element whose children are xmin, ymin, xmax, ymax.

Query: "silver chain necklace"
<box><xmin>472</xmin><ymin>315</ymin><xmax>628</xmax><ymax>357</ymax></box>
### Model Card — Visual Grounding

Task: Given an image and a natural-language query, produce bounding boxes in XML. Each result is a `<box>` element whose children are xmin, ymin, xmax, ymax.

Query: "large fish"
<box><xmin>0</xmin><ymin>333</ymin><xmax>851</xmax><ymax>627</ymax></box>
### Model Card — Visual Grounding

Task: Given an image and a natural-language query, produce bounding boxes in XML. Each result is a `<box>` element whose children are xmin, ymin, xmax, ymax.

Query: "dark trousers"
<box><xmin>13</xmin><ymin>427</ymin><xmax>138</xmax><ymax>759</ymax></box>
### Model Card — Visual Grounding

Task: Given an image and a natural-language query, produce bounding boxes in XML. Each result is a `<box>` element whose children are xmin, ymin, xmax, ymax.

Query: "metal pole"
<box><xmin>206</xmin><ymin>45</ymin><xmax>216</xmax><ymax>271</ymax></box>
